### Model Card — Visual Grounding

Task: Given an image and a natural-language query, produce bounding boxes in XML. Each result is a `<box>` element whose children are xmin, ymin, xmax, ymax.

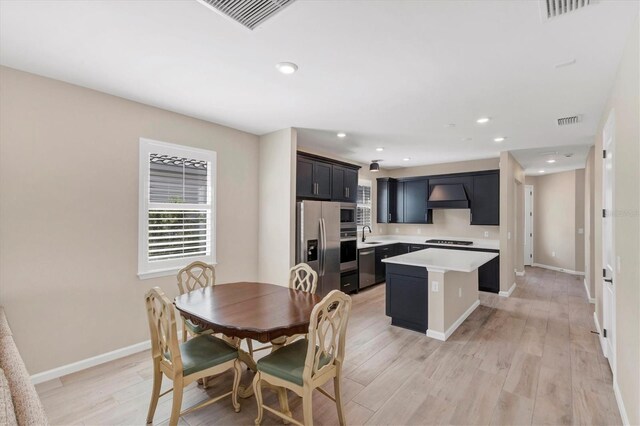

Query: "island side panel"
<box><xmin>385</xmin><ymin>263</ymin><xmax>428</xmax><ymax>332</ymax></box>
<box><xmin>428</xmin><ymin>270</ymin><xmax>479</xmax><ymax>339</ymax></box>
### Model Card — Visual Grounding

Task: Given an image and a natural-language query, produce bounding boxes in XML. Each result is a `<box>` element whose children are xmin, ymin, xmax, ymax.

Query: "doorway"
<box><xmin>524</xmin><ymin>185</ymin><xmax>534</xmax><ymax>266</ymax></box>
<box><xmin>602</xmin><ymin>111</ymin><xmax>616</xmax><ymax>373</ymax></box>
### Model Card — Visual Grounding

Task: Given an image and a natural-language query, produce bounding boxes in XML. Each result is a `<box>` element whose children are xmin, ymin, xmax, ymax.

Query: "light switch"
<box><xmin>484</xmin><ymin>231</ymin><xmax>489</xmax><ymax>238</ymax></box>
<box><xmin>458</xmin><ymin>288</ymin><xmax>462</xmax><ymax>298</ymax></box>
<box><xmin>432</xmin><ymin>281</ymin><xmax>439</xmax><ymax>292</ymax></box>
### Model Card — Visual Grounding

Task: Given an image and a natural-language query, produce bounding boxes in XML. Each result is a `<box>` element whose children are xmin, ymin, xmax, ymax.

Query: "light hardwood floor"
<box><xmin>36</xmin><ymin>267</ymin><xmax>621</xmax><ymax>425</ymax></box>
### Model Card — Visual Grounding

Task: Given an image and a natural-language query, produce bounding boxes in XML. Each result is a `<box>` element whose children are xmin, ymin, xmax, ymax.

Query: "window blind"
<box><xmin>357</xmin><ymin>184</ymin><xmax>372</xmax><ymax>227</ymax></box>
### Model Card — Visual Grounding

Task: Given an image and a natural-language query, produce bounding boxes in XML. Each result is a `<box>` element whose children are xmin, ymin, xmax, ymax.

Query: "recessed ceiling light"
<box><xmin>446</xmin><ymin>123</ymin><xmax>456</xmax><ymax>128</ymax></box>
<box><xmin>493</xmin><ymin>137</ymin><xmax>505</xmax><ymax>142</ymax></box>
<box><xmin>403</xmin><ymin>157</ymin><xmax>411</xmax><ymax>161</ymax></box>
<box><xmin>476</xmin><ymin>117</ymin><xmax>491</xmax><ymax>124</ymax></box>
<box><xmin>546</xmin><ymin>159</ymin><xmax>556</xmax><ymax>163</ymax></box>
<box><xmin>462</xmin><ymin>137</ymin><xmax>473</xmax><ymax>142</ymax></box>
<box><xmin>275</xmin><ymin>62</ymin><xmax>298</xmax><ymax>75</ymax></box>
<box><xmin>376</xmin><ymin>147</ymin><xmax>384</xmax><ymax>152</ymax></box>
<box><xmin>337</xmin><ymin>132</ymin><xmax>346</xmax><ymax>138</ymax></box>
<box><xmin>539</xmin><ymin>170</ymin><xmax>545</xmax><ymax>173</ymax></box>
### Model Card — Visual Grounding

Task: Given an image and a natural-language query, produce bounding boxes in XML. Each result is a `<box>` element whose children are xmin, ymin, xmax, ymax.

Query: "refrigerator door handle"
<box><xmin>320</xmin><ymin>218</ymin><xmax>327</xmax><ymax>277</ymax></box>
<box><xmin>318</xmin><ymin>218</ymin><xmax>325</xmax><ymax>276</ymax></box>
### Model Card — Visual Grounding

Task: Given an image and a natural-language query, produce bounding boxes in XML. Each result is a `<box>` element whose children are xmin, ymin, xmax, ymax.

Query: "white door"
<box><xmin>524</xmin><ymin>185</ymin><xmax>534</xmax><ymax>266</ymax></box>
<box><xmin>602</xmin><ymin>111</ymin><xmax>616</xmax><ymax>373</ymax></box>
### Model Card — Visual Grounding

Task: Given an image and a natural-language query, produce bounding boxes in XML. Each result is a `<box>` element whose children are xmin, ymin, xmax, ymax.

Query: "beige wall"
<box><xmin>527</xmin><ymin>170</ymin><xmax>584</xmax><ymax>273</ymax></box>
<box><xmin>427</xmin><ymin>270</ymin><xmax>478</xmax><ymax>335</ymax></box>
<box><xmin>382</xmin><ymin>158</ymin><xmax>501</xmax><ymax>239</ymax></box>
<box><xmin>592</xmin><ymin>17</ymin><xmax>639</xmax><ymax>425</ymax></box>
<box><xmin>258</xmin><ymin>128</ymin><xmax>297</xmax><ymax>286</ymax></box>
<box><xmin>0</xmin><ymin>67</ymin><xmax>260</xmax><ymax>374</ymax></box>
<box><xmin>584</xmin><ymin>147</ymin><xmax>596</xmax><ymax>299</ymax></box>
<box><xmin>499</xmin><ymin>152</ymin><xmax>524</xmax><ymax>293</ymax></box>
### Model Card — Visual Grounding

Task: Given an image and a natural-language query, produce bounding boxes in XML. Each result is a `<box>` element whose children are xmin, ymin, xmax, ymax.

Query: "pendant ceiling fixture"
<box><xmin>369</xmin><ymin>160</ymin><xmax>381</xmax><ymax>172</ymax></box>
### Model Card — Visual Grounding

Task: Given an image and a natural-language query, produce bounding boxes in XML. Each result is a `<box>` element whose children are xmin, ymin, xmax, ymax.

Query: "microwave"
<box><xmin>340</xmin><ymin>203</ymin><xmax>357</xmax><ymax>229</ymax></box>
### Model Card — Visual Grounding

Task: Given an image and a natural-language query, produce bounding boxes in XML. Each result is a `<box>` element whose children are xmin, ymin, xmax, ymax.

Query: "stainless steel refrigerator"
<box><xmin>296</xmin><ymin>201</ymin><xmax>341</xmax><ymax>296</ymax></box>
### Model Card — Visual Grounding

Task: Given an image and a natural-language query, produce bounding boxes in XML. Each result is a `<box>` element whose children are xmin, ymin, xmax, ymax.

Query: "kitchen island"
<box><xmin>382</xmin><ymin>248</ymin><xmax>498</xmax><ymax>340</ymax></box>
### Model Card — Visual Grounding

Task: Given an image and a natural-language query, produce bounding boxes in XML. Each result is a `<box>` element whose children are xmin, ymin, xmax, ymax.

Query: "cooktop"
<box><xmin>425</xmin><ymin>239</ymin><xmax>473</xmax><ymax>246</ymax></box>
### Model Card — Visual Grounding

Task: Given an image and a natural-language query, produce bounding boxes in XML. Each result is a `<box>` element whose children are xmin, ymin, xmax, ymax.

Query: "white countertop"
<box><xmin>381</xmin><ymin>248</ymin><xmax>498</xmax><ymax>273</ymax></box>
<box><xmin>357</xmin><ymin>235</ymin><xmax>499</xmax><ymax>251</ymax></box>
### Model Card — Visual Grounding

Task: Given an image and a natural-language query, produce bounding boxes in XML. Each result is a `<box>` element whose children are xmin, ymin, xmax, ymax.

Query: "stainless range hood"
<box><xmin>427</xmin><ymin>184</ymin><xmax>469</xmax><ymax>209</ymax></box>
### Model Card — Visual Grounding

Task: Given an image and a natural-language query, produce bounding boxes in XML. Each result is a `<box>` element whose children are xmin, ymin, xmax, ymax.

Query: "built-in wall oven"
<box><xmin>340</xmin><ymin>203</ymin><xmax>357</xmax><ymax>230</ymax></box>
<box><xmin>339</xmin><ymin>228</ymin><xmax>357</xmax><ymax>272</ymax></box>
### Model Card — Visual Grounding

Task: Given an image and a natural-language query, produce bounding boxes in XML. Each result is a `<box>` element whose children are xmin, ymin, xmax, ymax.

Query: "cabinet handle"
<box><xmin>314</xmin><ymin>182</ymin><xmax>318</xmax><ymax>195</ymax></box>
<box><xmin>388</xmin><ymin>213</ymin><xmax>391</xmax><ymax>222</ymax></box>
<box><xmin>347</xmin><ymin>187</ymin><xmax>349</xmax><ymax>197</ymax></box>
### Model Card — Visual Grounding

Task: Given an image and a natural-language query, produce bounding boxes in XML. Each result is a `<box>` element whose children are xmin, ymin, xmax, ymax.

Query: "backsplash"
<box><xmin>377</xmin><ymin>209</ymin><xmax>499</xmax><ymax>239</ymax></box>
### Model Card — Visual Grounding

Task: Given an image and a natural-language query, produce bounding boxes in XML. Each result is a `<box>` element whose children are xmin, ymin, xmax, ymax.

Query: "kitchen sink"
<box><xmin>363</xmin><ymin>242</ymin><xmax>383</xmax><ymax>245</ymax></box>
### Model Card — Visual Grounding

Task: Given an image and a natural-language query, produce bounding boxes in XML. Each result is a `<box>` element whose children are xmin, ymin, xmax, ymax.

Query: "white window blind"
<box><xmin>139</xmin><ymin>138</ymin><xmax>216</xmax><ymax>278</ymax></box>
<box><xmin>357</xmin><ymin>182</ymin><xmax>372</xmax><ymax>228</ymax></box>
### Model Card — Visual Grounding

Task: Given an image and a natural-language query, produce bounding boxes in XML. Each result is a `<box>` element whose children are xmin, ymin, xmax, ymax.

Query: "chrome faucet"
<box><xmin>361</xmin><ymin>225</ymin><xmax>372</xmax><ymax>243</ymax></box>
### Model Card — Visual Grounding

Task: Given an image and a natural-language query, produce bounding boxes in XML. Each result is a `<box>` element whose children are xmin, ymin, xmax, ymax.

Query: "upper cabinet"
<box><xmin>332</xmin><ymin>165</ymin><xmax>358</xmax><ymax>203</ymax></box>
<box><xmin>471</xmin><ymin>172</ymin><xmax>500</xmax><ymax>225</ymax></box>
<box><xmin>296</xmin><ymin>152</ymin><xmax>360</xmax><ymax>201</ymax></box>
<box><xmin>377</xmin><ymin>178</ymin><xmax>432</xmax><ymax>224</ymax></box>
<box><xmin>377</xmin><ymin>170</ymin><xmax>499</xmax><ymax>225</ymax></box>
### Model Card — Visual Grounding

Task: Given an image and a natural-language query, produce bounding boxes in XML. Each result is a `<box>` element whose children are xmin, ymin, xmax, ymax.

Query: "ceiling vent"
<box><xmin>198</xmin><ymin>0</ymin><xmax>296</xmax><ymax>30</ymax></box>
<box><xmin>557</xmin><ymin>115</ymin><xmax>582</xmax><ymax>126</ymax></box>
<box><xmin>541</xmin><ymin>0</ymin><xmax>592</xmax><ymax>19</ymax></box>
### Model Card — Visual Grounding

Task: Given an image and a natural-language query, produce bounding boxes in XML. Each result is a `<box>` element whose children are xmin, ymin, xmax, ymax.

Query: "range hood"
<box><xmin>427</xmin><ymin>184</ymin><xmax>469</xmax><ymax>209</ymax></box>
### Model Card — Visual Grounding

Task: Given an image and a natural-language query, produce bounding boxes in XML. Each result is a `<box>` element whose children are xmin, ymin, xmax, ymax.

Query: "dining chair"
<box><xmin>177</xmin><ymin>261</ymin><xmax>216</xmax><ymax>342</ymax></box>
<box><xmin>252</xmin><ymin>290</ymin><xmax>352</xmax><ymax>426</ymax></box>
<box><xmin>251</xmin><ymin>263</ymin><xmax>319</xmax><ymax>354</ymax></box>
<box><xmin>145</xmin><ymin>287</ymin><xmax>241</xmax><ymax>426</ymax></box>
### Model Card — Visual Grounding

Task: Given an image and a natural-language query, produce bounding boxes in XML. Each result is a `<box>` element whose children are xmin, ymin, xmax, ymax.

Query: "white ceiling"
<box><xmin>511</xmin><ymin>144</ymin><xmax>592</xmax><ymax>175</ymax></box>
<box><xmin>1</xmin><ymin>0</ymin><xmax>637</xmax><ymax>168</ymax></box>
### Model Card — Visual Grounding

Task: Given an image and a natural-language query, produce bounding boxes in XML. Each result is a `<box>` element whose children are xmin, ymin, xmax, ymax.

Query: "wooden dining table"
<box><xmin>174</xmin><ymin>282</ymin><xmax>322</xmax><ymax>397</ymax></box>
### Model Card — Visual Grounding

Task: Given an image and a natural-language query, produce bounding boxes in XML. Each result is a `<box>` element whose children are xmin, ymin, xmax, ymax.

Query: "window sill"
<box><xmin>138</xmin><ymin>262</ymin><xmax>218</xmax><ymax>280</ymax></box>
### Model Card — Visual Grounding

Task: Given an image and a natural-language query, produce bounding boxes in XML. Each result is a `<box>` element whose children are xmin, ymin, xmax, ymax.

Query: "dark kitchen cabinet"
<box><xmin>375</xmin><ymin>244</ymin><xmax>395</xmax><ymax>283</ymax></box>
<box><xmin>314</xmin><ymin>161</ymin><xmax>332</xmax><ymax>199</ymax></box>
<box><xmin>471</xmin><ymin>172</ymin><xmax>500</xmax><ymax>225</ymax></box>
<box><xmin>404</xmin><ymin>179</ymin><xmax>432</xmax><ymax>223</ymax></box>
<box><xmin>409</xmin><ymin>244</ymin><xmax>428</xmax><ymax>252</ymax></box>
<box><xmin>332</xmin><ymin>165</ymin><xmax>358</xmax><ymax>203</ymax></box>
<box><xmin>385</xmin><ymin>263</ymin><xmax>428</xmax><ymax>332</ymax></box>
<box><xmin>377</xmin><ymin>178</ymin><xmax>398</xmax><ymax>223</ymax></box>
<box><xmin>395</xmin><ymin>243</ymin><xmax>411</xmax><ymax>254</ymax></box>
<box><xmin>340</xmin><ymin>271</ymin><xmax>359</xmax><ymax>294</ymax></box>
<box><xmin>478</xmin><ymin>255</ymin><xmax>500</xmax><ymax>293</ymax></box>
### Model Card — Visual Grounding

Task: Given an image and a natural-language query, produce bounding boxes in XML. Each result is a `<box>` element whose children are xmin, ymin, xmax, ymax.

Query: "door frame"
<box><xmin>524</xmin><ymin>185</ymin><xmax>534</xmax><ymax>266</ymax></box>
<box><xmin>601</xmin><ymin>110</ymin><xmax>616</xmax><ymax>375</ymax></box>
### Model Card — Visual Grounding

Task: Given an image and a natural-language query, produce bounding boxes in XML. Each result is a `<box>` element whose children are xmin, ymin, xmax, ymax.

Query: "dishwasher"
<box><xmin>358</xmin><ymin>249</ymin><xmax>376</xmax><ymax>290</ymax></box>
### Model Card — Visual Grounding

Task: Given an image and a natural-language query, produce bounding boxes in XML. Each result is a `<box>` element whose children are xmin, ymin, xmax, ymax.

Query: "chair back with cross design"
<box><xmin>177</xmin><ymin>261</ymin><xmax>216</xmax><ymax>294</ymax></box>
<box><xmin>289</xmin><ymin>263</ymin><xmax>318</xmax><ymax>294</ymax></box>
<box><xmin>145</xmin><ymin>287</ymin><xmax>182</xmax><ymax>373</ymax></box>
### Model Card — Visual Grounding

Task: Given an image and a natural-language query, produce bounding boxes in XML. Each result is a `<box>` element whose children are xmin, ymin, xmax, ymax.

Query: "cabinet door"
<box><xmin>377</xmin><ymin>179</ymin><xmax>398</xmax><ymax>223</ymax></box>
<box><xmin>314</xmin><ymin>161</ymin><xmax>332</xmax><ymax>199</ymax></box>
<box><xmin>344</xmin><ymin>168</ymin><xmax>358</xmax><ymax>203</ymax></box>
<box><xmin>332</xmin><ymin>166</ymin><xmax>346</xmax><ymax>201</ymax></box>
<box><xmin>375</xmin><ymin>245</ymin><xmax>394</xmax><ymax>283</ymax></box>
<box><xmin>395</xmin><ymin>243</ymin><xmax>410</xmax><ymax>254</ymax></box>
<box><xmin>478</xmin><ymin>255</ymin><xmax>500</xmax><ymax>293</ymax></box>
<box><xmin>471</xmin><ymin>173</ymin><xmax>500</xmax><ymax>225</ymax></box>
<box><xmin>296</xmin><ymin>157</ymin><xmax>315</xmax><ymax>198</ymax></box>
<box><xmin>409</xmin><ymin>244</ymin><xmax>428</xmax><ymax>252</ymax></box>
<box><xmin>385</xmin><ymin>264</ymin><xmax>428</xmax><ymax>332</ymax></box>
<box><xmin>404</xmin><ymin>179</ymin><xmax>430</xmax><ymax>223</ymax></box>
<box><xmin>396</xmin><ymin>181</ymin><xmax>405</xmax><ymax>223</ymax></box>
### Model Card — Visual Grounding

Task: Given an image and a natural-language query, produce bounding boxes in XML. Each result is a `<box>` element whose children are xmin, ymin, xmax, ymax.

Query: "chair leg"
<box><xmin>182</xmin><ymin>323</ymin><xmax>188</xmax><ymax>343</ymax></box>
<box><xmin>277</xmin><ymin>387</ymin><xmax>291</xmax><ymax>425</ymax></box>
<box><xmin>169</xmin><ymin>376</ymin><xmax>184</xmax><ymax>426</ymax></box>
<box><xmin>253</xmin><ymin>373</ymin><xmax>264</xmax><ymax>425</ymax></box>
<box><xmin>246</xmin><ymin>338</ymin><xmax>254</xmax><ymax>357</ymax></box>
<box><xmin>334</xmin><ymin>376</ymin><xmax>346</xmax><ymax>426</ymax></box>
<box><xmin>231</xmin><ymin>360</ymin><xmax>241</xmax><ymax>413</ymax></box>
<box><xmin>146</xmin><ymin>361</ymin><xmax>163</xmax><ymax>424</ymax></box>
<box><xmin>302</xmin><ymin>388</ymin><xmax>314</xmax><ymax>426</ymax></box>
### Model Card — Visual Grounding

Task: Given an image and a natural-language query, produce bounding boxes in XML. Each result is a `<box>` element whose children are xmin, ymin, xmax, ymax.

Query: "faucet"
<box><xmin>361</xmin><ymin>225</ymin><xmax>372</xmax><ymax>243</ymax></box>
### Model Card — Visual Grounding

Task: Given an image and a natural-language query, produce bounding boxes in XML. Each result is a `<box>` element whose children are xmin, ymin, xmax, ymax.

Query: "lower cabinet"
<box><xmin>385</xmin><ymin>264</ymin><xmax>428</xmax><ymax>332</ymax></box>
<box><xmin>374</xmin><ymin>245</ymin><xmax>396</xmax><ymax>283</ymax></box>
<box><xmin>340</xmin><ymin>270</ymin><xmax>359</xmax><ymax>294</ymax></box>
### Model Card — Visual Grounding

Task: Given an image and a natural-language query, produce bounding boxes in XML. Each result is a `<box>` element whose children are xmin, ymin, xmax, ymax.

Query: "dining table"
<box><xmin>174</xmin><ymin>281</ymin><xmax>322</xmax><ymax>398</ymax></box>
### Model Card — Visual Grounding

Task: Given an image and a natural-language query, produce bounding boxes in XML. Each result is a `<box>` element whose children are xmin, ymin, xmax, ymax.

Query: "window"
<box><xmin>138</xmin><ymin>138</ymin><xmax>216</xmax><ymax>278</ymax></box>
<box><xmin>357</xmin><ymin>180</ymin><xmax>372</xmax><ymax>228</ymax></box>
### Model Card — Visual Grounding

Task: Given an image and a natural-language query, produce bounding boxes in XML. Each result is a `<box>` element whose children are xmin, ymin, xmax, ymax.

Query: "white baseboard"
<box><xmin>532</xmin><ymin>263</ymin><xmax>585</xmax><ymax>276</ymax></box>
<box><xmin>499</xmin><ymin>282</ymin><xmax>516</xmax><ymax>298</ymax></box>
<box><xmin>30</xmin><ymin>340</ymin><xmax>151</xmax><ymax>385</ymax></box>
<box><xmin>583</xmin><ymin>278</ymin><xmax>595</xmax><ymax>304</ymax></box>
<box><xmin>426</xmin><ymin>299</ymin><xmax>480</xmax><ymax>341</ymax></box>
<box><xmin>515</xmin><ymin>270</ymin><xmax>525</xmax><ymax>277</ymax></box>
<box><xmin>613</xmin><ymin>378</ymin><xmax>630</xmax><ymax>425</ymax></box>
<box><xmin>592</xmin><ymin>312</ymin><xmax>607</xmax><ymax>357</ymax></box>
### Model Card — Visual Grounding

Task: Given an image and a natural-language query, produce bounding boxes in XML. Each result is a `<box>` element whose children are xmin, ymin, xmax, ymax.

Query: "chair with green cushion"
<box><xmin>252</xmin><ymin>290</ymin><xmax>352</xmax><ymax>426</ymax></box>
<box><xmin>177</xmin><ymin>261</ymin><xmax>216</xmax><ymax>342</ymax></box>
<box><xmin>145</xmin><ymin>287</ymin><xmax>241</xmax><ymax>426</ymax></box>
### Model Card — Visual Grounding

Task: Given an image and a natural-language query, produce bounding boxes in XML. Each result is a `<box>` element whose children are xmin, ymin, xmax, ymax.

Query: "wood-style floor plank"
<box><xmin>36</xmin><ymin>267</ymin><xmax>623</xmax><ymax>425</ymax></box>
